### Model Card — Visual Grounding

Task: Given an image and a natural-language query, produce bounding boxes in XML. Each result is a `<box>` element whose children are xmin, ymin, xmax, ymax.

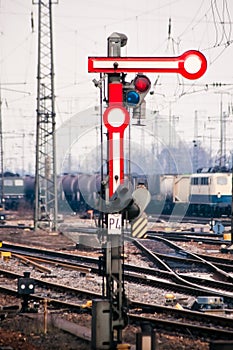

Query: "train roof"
<box><xmin>197</xmin><ymin>166</ymin><xmax>231</xmax><ymax>173</ymax></box>
<box><xmin>190</xmin><ymin>172</ymin><xmax>231</xmax><ymax>177</ymax></box>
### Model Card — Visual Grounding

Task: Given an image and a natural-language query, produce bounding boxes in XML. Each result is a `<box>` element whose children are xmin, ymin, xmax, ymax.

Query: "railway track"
<box><xmin>1</xmin><ymin>241</ymin><xmax>233</xmax><ymax>302</ymax></box>
<box><xmin>19</xmin><ymin>251</ymin><xmax>233</xmax><ymax>295</ymax></box>
<box><xmin>153</xmin><ymin>214</ymin><xmax>231</xmax><ymax>227</ymax></box>
<box><xmin>131</xmin><ymin>238</ymin><xmax>233</xmax><ymax>301</ymax></box>
<box><xmin>0</xmin><ymin>241</ymin><xmax>233</xmax><ymax>343</ymax></box>
<box><xmin>0</xmin><ymin>270</ymin><xmax>233</xmax><ymax>342</ymax></box>
<box><xmin>147</xmin><ymin>231</ymin><xmax>230</xmax><ymax>247</ymax></box>
<box><xmin>137</xmin><ymin>236</ymin><xmax>233</xmax><ymax>277</ymax></box>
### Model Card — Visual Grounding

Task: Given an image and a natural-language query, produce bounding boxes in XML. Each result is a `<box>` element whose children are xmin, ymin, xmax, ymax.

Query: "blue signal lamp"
<box><xmin>126</xmin><ymin>90</ymin><xmax>140</xmax><ymax>106</ymax></box>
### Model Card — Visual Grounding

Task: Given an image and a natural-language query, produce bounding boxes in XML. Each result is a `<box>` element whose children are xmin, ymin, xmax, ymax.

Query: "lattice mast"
<box><xmin>0</xmin><ymin>88</ymin><xmax>4</xmax><ymax>209</ymax></box>
<box><xmin>33</xmin><ymin>0</ymin><xmax>58</xmax><ymax>231</ymax></box>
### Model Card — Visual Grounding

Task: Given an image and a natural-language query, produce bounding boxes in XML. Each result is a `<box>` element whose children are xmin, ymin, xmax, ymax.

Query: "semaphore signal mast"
<box><xmin>88</xmin><ymin>33</ymin><xmax>207</xmax><ymax>349</ymax></box>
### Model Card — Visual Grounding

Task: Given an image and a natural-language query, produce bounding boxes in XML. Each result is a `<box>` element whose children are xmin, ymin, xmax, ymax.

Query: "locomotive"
<box><xmin>189</xmin><ymin>171</ymin><xmax>232</xmax><ymax>216</ymax></box>
<box><xmin>160</xmin><ymin>168</ymin><xmax>232</xmax><ymax>217</ymax></box>
<box><xmin>0</xmin><ymin>172</ymin><xmax>25</xmax><ymax>210</ymax></box>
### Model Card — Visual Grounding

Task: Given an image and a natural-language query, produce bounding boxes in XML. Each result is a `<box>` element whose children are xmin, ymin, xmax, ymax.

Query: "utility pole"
<box><xmin>220</xmin><ymin>93</ymin><xmax>223</xmax><ymax>166</ymax></box>
<box><xmin>193</xmin><ymin>110</ymin><xmax>199</xmax><ymax>172</ymax></box>
<box><xmin>214</xmin><ymin>91</ymin><xmax>230</xmax><ymax>167</ymax></box>
<box><xmin>206</xmin><ymin>126</ymin><xmax>215</xmax><ymax>167</ymax></box>
<box><xmin>33</xmin><ymin>0</ymin><xmax>58</xmax><ymax>231</ymax></box>
<box><xmin>0</xmin><ymin>87</ymin><xmax>4</xmax><ymax>210</ymax></box>
<box><xmin>168</xmin><ymin>101</ymin><xmax>172</xmax><ymax>173</ymax></box>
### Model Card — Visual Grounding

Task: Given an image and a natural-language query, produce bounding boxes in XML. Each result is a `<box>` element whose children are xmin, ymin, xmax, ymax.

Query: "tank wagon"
<box><xmin>61</xmin><ymin>173</ymin><xmax>101</xmax><ymax>213</ymax></box>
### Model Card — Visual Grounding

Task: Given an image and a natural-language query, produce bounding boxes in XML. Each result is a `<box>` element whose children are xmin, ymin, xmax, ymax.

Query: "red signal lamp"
<box><xmin>134</xmin><ymin>74</ymin><xmax>151</xmax><ymax>92</ymax></box>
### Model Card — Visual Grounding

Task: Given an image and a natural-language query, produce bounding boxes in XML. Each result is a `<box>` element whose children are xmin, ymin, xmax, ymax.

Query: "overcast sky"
<box><xmin>1</xmin><ymin>0</ymin><xmax>233</xmax><ymax>173</ymax></box>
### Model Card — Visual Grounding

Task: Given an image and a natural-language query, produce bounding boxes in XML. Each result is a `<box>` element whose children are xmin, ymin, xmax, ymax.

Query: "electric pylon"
<box><xmin>33</xmin><ymin>0</ymin><xmax>58</xmax><ymax>231</ymax></box>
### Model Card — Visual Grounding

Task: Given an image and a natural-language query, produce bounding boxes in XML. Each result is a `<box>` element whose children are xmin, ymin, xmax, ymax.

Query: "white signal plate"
<box><xmin>108</xmin><ymin>213</ymin><xmax>122</xmax><ymax>235</ymax></box>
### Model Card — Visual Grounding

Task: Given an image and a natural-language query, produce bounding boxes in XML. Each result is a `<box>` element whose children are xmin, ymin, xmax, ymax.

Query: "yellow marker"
<box><xmin>165</xmin><ymin>293</ymin><xmax>176</xmax><ymax>300</ymax></box>
<box><xmin>0</xmin><ymin>252</ymin><xmax>11</xmax><ymax>261</ymax></box>
<box><xmin>165</xmin><ymin>293</ymin><xmax>176</xmax><ymax>305</ymax></box>
<box><xmin>117</xmin><ymin>344</ymin><xmax>131</xmax><ymax>349</ymax></box>
<box><xmin>175</xmin><ymin>303</ymin><xmax>183</xmax><ymax>310</ymax></box>
<box><xmin>81</xmin><ymin>300</ymin><xmax>92</xmax><ymax>309</ymax></box>
<box><xmin>223</xmin><ymin>233</ymin><xmax>231</xmax><ymax>241</ymax></box>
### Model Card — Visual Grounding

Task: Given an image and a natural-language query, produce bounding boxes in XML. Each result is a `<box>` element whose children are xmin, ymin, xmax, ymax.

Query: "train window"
<box><xmin>4</xmin><ymin>179</ymin><xmax>13</xmax><ymax>186</ymax></box>
<box><xmin>201</xmin><ymin>177</ymin><xmax>209</xmax><ymax>185</ymax></box>
<box><xmin>217</xmin><ymin>176</ymin><xmax>227</xmax><ymax>185</ymax></box>
<box><xmin>191</xmin><ymin>177</ymin><xmax>198</xmax><ymax>185</ymax></box>
<box><xmin>14</xmin><ymin>179</ymin><xmax>24</xmax><ymax>186</ymax></box>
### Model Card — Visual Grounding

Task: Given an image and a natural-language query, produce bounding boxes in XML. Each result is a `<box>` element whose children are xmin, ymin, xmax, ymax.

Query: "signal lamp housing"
<box><xmin>17</xmin><ymin>272</ymin><xmax>35</xmax><ymax>295</ymax></box>
<box><xmin>124</xmin><ymin>74</ymin><xmax>151</xmax><ymax>108</ymax></box>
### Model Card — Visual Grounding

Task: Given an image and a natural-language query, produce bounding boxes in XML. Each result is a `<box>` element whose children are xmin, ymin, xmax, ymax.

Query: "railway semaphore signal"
<box><xmin>88</xmin><ymin>49</ymin><xmax>207</xmax><ymax>202</ymax></box>
<box><xmin>88</xmin><ymin>49</ymin><xmax>207</xmax><ymax>79</ymax></box>
<box><xmin>89</xmin><ymin>32</ymin><xmax>207</xmax><ymax>350</ymax></box>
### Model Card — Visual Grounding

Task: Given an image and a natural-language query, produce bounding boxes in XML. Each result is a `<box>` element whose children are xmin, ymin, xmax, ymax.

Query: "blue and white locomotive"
<box><xmin>188</xmin><ymin>171</ymin><xmax>232</xmax><ymax>216</ymax></box>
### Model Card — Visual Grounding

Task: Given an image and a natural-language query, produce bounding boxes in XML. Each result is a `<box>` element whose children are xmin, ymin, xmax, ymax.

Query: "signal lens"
<box><xmin>134</xmin><ymin>75</ymin><xmax>151</xmax><ymax>92</ymax></box>
<box><xmin>126</xmin><ymin>91</ymin><xmax>140</xmax><ymax>106</ymax></box>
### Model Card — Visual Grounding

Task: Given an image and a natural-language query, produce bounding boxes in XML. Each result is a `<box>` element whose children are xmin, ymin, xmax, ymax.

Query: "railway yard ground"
<box><xmin>0</xmin><ymin>211</ymin><xmax>232</xmax><ymax>349</ymax></box>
